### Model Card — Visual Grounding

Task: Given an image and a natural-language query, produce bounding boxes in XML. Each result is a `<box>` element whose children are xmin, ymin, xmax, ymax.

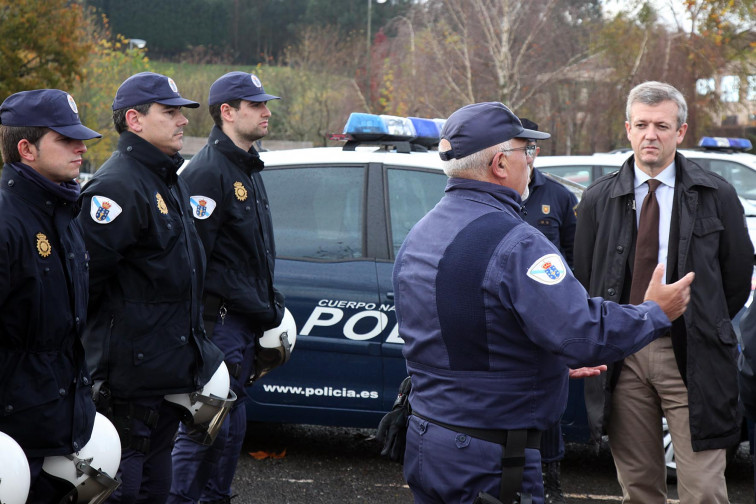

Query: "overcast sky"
<box><xmin>602</xmin><ymin>0</ymin><xmax>692</xmax><ymax>31</ymax></box>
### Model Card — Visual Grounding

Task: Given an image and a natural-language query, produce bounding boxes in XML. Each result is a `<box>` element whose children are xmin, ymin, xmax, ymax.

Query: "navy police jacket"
<box><xmin>78</xmin><ymin>132</ymin><xmax>223</xmax><ymax>399</ymax></box>
<box><xmin>522</xmin><ymin>168</ymin><xmax>578</xmax><ymax>267</ymax></box>
<box><xmin>393</xmin><ymin>177</ymin><xmax>672</xmax><ymax>431</ymax></box>
<box><xmin>180</xmin><ymin>126</ymin><xmax>283</xmax><ymax>328</ymax></box>
<box><xmin>0</xmin><ymin>164</ymin><xmax>95</xmax><ymax>457</ymax></box>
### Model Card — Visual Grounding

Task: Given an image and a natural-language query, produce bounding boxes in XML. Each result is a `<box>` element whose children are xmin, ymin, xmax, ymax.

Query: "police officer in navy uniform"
<box><xmin>168</xmin><ymin>72</ymin><xmax>285</xmax><ymax>504</ymax></box>
<box><xmin>77</xmin><ymin>72</ymin><xmax>224</xmax><ymax>503</ymax></box>
<box><xmin>0</xmin><ymin>89</ymin><xmax>101</xmax><ymax>502</ymax></box>
<box><xmin>393</xmin><ymin>101</ymin><xmax>695</xmax><ymax>504</ymax></box>
<box><xmin>518</xmin><ymin>118</ymin><xmax>578</xmax><ymax>504</ymax></box>
<box><xmin>520</xmin><ymin>118</ymin><xmax>577</xmax><ymax>267</ymax></box>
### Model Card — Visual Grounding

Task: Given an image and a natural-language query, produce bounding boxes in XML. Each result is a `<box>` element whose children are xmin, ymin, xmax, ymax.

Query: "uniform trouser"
<box><xmin>540</xmin><ymin>420</ymin><xmax>564</xmax><ymax>463</ymax></box>
<box><xmin>168</xmin><ymin>402</ymin><xmax>248</xmax><ymax>503</ymax></box>
<box><xmin>168</xmin><ymin>312</ymin><xmax>256</xmax><ymax>503</ymax></box>
<box><xmin>404</xmin><ymin>415</ymin><xmax>544</xmax><ymax>504</ymax></box>
<box><xmin>107</xmin><ymin>397</ymin><xmax>183</xmax><ymax>504</ymax></box>
<box><xmin>607</xmin><ymin>337</ymin><xmax>728</xmax><ymax>504</ymax></box>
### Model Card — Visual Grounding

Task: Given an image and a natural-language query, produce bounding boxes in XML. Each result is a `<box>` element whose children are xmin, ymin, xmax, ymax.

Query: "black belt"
<box><xmin>413</xmin><ymin>411</ymin><xmax>541</xmax><ymax>504</ymax></box>
<box><xmin>412</xmin><ymin>411</ymin><xmax>541</xmax><ymax>448</ymax></box>
<box><xmin>203</xmin><ymin>294</ymin><xmax>225</xmax><ymax>338</ymax></box>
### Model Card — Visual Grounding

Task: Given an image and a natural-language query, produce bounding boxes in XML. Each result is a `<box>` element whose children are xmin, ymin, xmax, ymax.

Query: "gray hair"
<box><xmin>626</xmin><ymin>81</ymin><xmax>687</xmax><ymax>129</ymax></box>
<box><xmin>441</xmin><ymin>140</ymin><xmax>511</xmax><ymax>178</ymax></box>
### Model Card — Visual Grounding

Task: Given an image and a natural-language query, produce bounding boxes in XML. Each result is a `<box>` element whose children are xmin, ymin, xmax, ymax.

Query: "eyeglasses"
<box><xmin>500</xmin><ymin>144</ymin><xmax>537</xmax><ymax>157</ymax></box>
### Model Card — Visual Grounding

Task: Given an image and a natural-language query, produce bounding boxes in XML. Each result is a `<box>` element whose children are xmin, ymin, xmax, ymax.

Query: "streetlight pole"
<box><xmin>366</xmin><ymin>0</ymin><xmax>387</xmax><ymax>111</ymax></box>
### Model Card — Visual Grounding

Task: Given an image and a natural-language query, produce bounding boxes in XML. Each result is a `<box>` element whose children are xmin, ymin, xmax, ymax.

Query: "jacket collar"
<box><xmin>117</xmin><ymin>131</ymin><xmax>184</xmax><ymax>182</ymax></box>
<box><xmin>446</xmin><ymin>177</ymin><xmax>522</xmax><ymax>212</ymax></box>
<box><xmin>528</xmin><ymin>168</ymin><xmax>547</xmax><ymax>190</ymax></box>
<box><xmin>208</xmin><ymin>125</ymin><xmax>264</xmax><ymax>176</ymax></box>
<box><xmin>1</xmin><ymin>163</ymin><xmax>76</xmax><ymax>216</ymax></box>
<box><xmin>611</xmin><ymin>151</ymin><xmax>716</xmax><ymax>198</ymax></box>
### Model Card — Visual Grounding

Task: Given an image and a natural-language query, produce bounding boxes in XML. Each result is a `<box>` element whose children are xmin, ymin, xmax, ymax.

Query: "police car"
<box><xmin>246</xmin><ymin>113</ymin><xmax>592</xmax><ymax>442</ymax></box>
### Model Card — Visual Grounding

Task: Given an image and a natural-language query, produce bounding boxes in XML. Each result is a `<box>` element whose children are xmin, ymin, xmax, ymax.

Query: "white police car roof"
<box><xmin>260</xmin><ymin>145</ymin><xmax>444</xmax><ymax>170</ymax></box>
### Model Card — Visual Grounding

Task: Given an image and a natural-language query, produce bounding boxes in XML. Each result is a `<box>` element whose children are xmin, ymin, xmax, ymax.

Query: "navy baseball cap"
<box><xmin>208</xmin><ymin>72</ymin><xmax>281</xmax><ymax>106</ymax></box>
<box><xmin>0</xmin><ymin>89</ymin><xmax>101</xmax><ymax>140</ymax></box>
<box><xmin>518</xmin><ymin>117</ymin><xmax>539</xmax><ymax>132</ymax></box>
<box><xmin>112</xmin><ymin>72</ymin><xmax>200</xmax><ymax>110</ymax></box>
<box><xmin>439</xmin><ymin>102</ymin><xmax>549</xmax><ymax>161</ymax></box>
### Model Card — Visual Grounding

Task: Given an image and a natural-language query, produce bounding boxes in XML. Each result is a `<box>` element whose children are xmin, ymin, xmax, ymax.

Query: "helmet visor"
<box><xmin>248</xmin><ymin>331</ymin><xmax>294</xmax><ymax>385</ymax></box>
<box><xmin>66</xmin><ymin>453</ymin><xmax>120</xmax><ymax>504</ymax></box>
<box><xmin>183</xmin><ymin>389</ymin><xmax>237</xmax><ymax>446</ymax></box>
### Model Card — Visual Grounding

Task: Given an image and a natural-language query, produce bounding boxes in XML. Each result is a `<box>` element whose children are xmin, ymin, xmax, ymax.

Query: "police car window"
<box><xmin>537</xmin><ymin>166</ymin><xmax>592</xmax><ymax>187</ymax></box>
<box><xmin>262</xmin><ymin>166</ymin><xmax>364</xmax><ymax>260</ymax></box>
<box><xmin>387</xmin><ymin>168</ymin><xmax>448</xmax><ymax>256</ymax></box>
<box><xmin>694</xmin><ymin>158</ymin><xmax>756</xmax><ymax>200</ymax></box>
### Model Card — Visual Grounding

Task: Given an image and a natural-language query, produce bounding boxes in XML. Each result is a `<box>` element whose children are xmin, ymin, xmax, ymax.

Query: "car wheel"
<box><xmin>662</xmin><ymin>417</ymin><xmax>740</xmax><ymax>482</ymax></box>
<box><xmin>662</xmin><ymin>417</ymin><xmax>677</xmax><ymax>481</ymax></box>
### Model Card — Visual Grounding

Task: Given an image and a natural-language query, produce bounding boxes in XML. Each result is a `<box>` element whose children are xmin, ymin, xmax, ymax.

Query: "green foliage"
<box><xmin>149</xmin><ymin>61</ymin><xmax>257</xmax><ymax>137</ymax></box>
<box><xmin>87</xmin><ymin>0</ymin><xmax>230</xmax><ymax>57</ymax></box>
<box><xmin>85</xmin><ymin>0</ymin><xmax>414</xmax><ymax>64</ymax></box>
<box><xmin>71</xmin><ymin>29</ymin><xmax>152</xmax><ymax>170</ymax></box>
<box><xmin>0</xmin><ymin>0</ymin><xmax>93</xmax><ymax>101</ymax></box>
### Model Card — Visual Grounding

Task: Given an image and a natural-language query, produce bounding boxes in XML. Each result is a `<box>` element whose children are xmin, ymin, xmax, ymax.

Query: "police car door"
<box><xmin>376</xmin><ymin>165</ymin><xmax>449</xmax><ymax>412</ymax></box>
<box><xmin>249</xmin><ymin>162</ymin><xmax>383</xmax><ymax>426</ymax></box>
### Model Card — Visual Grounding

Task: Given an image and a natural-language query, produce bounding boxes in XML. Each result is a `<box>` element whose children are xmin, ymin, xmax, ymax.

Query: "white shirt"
<box><xmin>633</xmin><ymin>162</ymin><xmax>675</xmax><ymax>285</ymax></box>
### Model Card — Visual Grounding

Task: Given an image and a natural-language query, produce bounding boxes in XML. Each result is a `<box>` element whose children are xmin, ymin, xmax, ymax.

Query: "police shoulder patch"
<box><xmin>526</xmin><ymin>253</ymin><xmax>567</xmax><ymax>285</ymax></box>
<box><xmin>90</xmin><ymin>196</ymin><xmax>123</xmax><ymax>224</ymax></box>
<box><xmin>189</xmin><ymin>195</ymin><xmax>217</xmax><ymax>220</ymax></box>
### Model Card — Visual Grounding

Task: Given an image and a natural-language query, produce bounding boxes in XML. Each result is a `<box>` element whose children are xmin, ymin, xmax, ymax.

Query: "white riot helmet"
<box><xmin>249</xmin><ymin>307</ymin><xmax>297</xmax><ymax>384</ymax></box>
<box><xmin>42</xmin><ymin>412</ymin><xmax>121</xmax><ymax>504</ymax></box>
<box><xmin>0</xmin><ymin>431</ymin><xmax>30</xmax><ymax>504</ymax></box>
<box><xmin>165</xmin><ymin>360</ymin><xmax>237</xmax><ymax>445</ymax></box>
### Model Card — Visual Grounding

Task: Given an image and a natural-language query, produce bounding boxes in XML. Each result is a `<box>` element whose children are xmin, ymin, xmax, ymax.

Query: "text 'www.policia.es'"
<box><xmin>261</xmin><ymin>384</ymin><xmax>379</xmax><ymax>399</ymax></box>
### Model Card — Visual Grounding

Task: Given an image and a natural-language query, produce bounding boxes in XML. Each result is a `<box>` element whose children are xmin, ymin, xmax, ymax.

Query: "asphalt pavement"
<box><xmin>228</xmin><ymin>423</ymin><xmax>754</xmax><ymax>504</ymax></box>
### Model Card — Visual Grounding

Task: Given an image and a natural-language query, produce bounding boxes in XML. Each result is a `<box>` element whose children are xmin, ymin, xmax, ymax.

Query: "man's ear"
<box><xmin>125</xmin><ymin>109</ymin><xmax>143</xmax><ymax>132</ymax></box>
<box><xmin>220</xmin><ymin>103</ymin><xmax>235</xmax><ymax>123</ymax></box>
<box><xmin>491</xmin><ymin>152</ymin><xmax>508</xmax><ymax>181</ymax></box>
<box><xmin>17</xmin><ymin>139</ymin><xmax>36</xmax><ymax>163</ymax></box>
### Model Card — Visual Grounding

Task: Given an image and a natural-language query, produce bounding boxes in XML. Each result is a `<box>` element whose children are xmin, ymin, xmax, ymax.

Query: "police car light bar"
<box><xmin>409</xmin><ymin>117</ymin><xmax>444</xmax><ymax>148</ymax></box>
<box><xmin>339</xmin><ymin>112</ymin><xmax>444</xmax><ymax>152</ymax></box>
<box><xmin>698</xmin><ymin>136</ymin><xmax>752</xmax><ymax>151</ymax></box>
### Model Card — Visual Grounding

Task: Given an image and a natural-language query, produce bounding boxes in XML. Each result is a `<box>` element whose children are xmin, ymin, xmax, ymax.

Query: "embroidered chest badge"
<box><xmin>190</xmin><ymin>195</ymin><xmax>217</xmax><ymax>220</ymax></box>
<box><xmin>36</xmin><ymin>233</ymin><xmax>52</xmax><ymax>258</ymax></box>
<box><xmin>234</xmin><ymin>182</ymin><xmax>248</xmax><ymax>202</ymax></box>
<box><xmin>541</xmin><ymin>204</ymin><xmax>551</xmax><ymax>215</ymax></box>
<box><xmin>156</xmin><ymin>192</ymin><xmax>168</xmax><ymax>215</ymax></box>
<box><xmin>526</xmin><ymin>253</ymin><xmax>567</xmax><ymax>285</ymax></box>
<box><xmin>90</xmin><ymin>196</ymin><xmax>123</xmax><ymax>224</ymax></box>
